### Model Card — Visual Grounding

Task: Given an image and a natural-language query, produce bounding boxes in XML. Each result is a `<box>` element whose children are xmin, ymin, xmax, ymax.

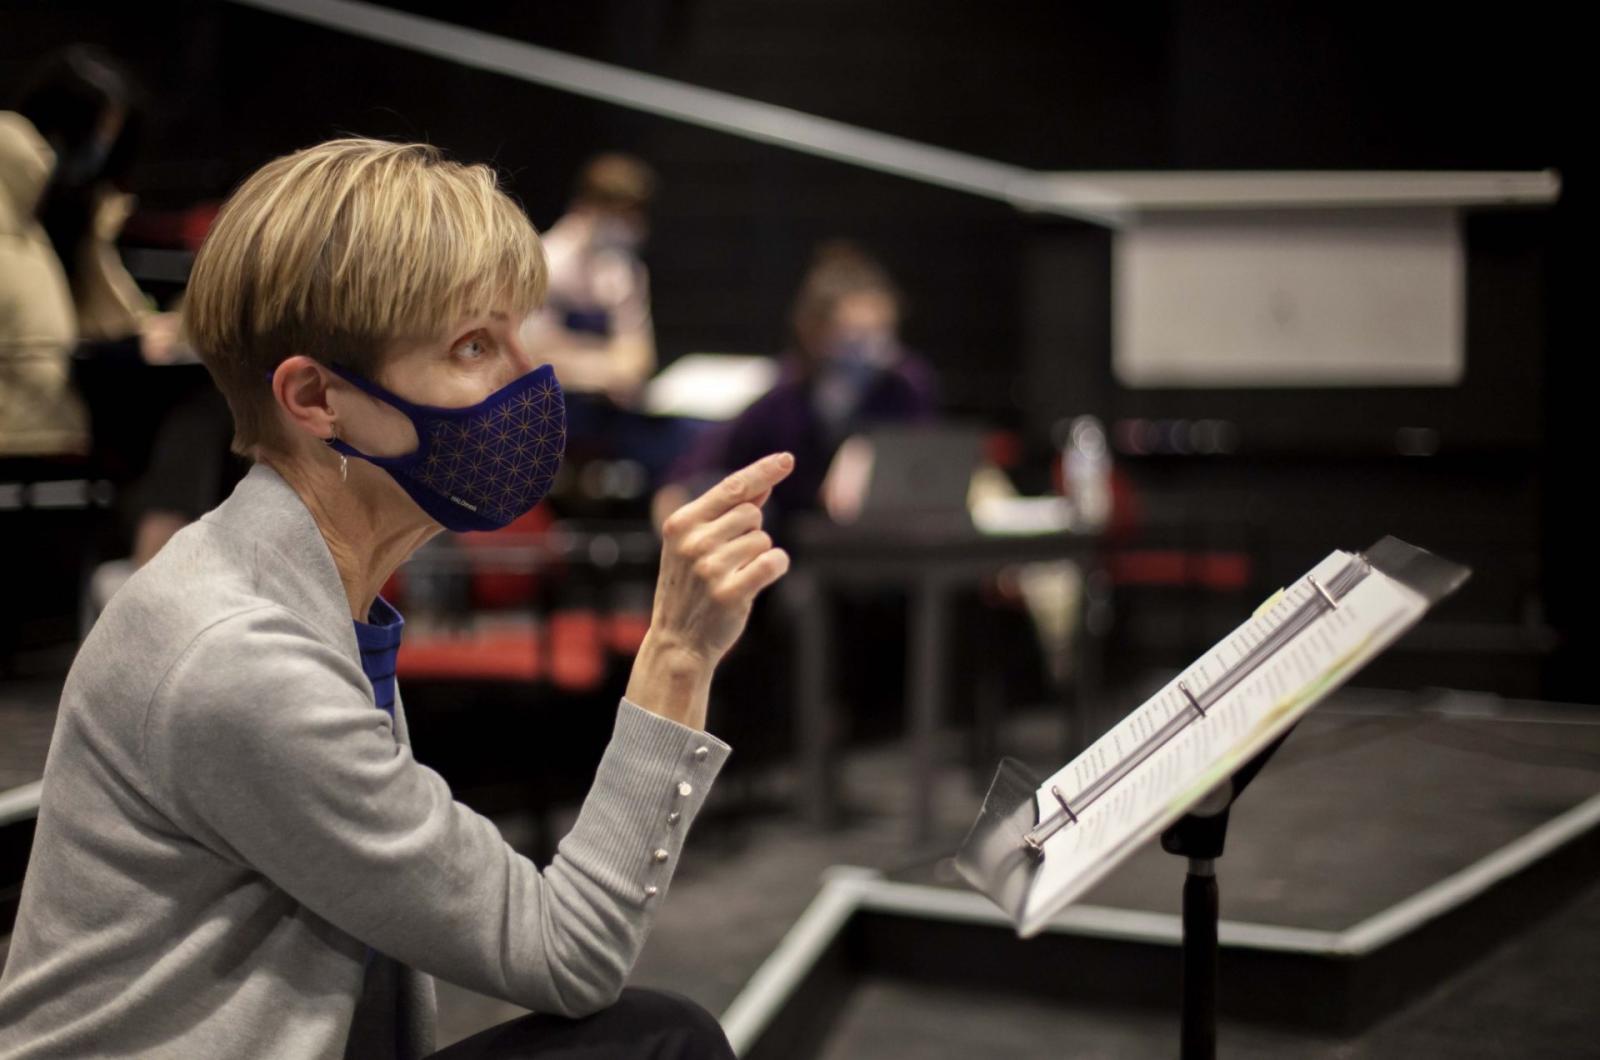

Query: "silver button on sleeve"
<box><xmin>644</xmin><ymin>884</ymin><xmax>659</xmax><ymax>898</ymax></box>
<box><xmin>653</xmin><ymin>848</ymin><xmax>670</xmax><ymax>863</ymax></box>
<box><xmin>667</xmin><ymin>811</ymin><xmax>681</xmax><ymax>825</ymax></box>
<box><xmin>676</xmin><ymin>781</ymin><xmax>693</xmax><ymax>798</ymax></box>
<box><xmin>693</xmin><ymin>745</ymin><xmax>710</xmax><ymax>761</ymax></box>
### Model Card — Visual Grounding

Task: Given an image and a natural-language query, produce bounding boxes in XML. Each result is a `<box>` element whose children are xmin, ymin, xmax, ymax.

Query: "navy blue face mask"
<box><xmin>324</xmin><ymin>363</ymin><xmax>567</xmax><ymax>533</ymax></box>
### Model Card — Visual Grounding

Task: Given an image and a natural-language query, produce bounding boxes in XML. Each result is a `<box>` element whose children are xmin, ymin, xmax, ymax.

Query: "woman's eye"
<box><xmin>455</xmin><ymin>334</ymin><xmax>489</xmax><ymax>360</ymax></box>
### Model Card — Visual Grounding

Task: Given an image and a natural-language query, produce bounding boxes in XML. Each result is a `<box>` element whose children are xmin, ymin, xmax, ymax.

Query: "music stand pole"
<box><xmin>1160</xmin><ymin>731</ymin><xmax>1293</xmax><ymax>1060</ymax></box>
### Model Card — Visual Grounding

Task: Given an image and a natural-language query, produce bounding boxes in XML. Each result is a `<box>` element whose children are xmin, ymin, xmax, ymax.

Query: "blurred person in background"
<box><xmin>0</xmin><ymin>45</ymin><xmax>148</xmax><ymax>460</ymax></box>
<box><xmin>657</xmin><ymin>240</ymin><xmax>934</xmax><ymax>529</ymax></box>
<box><xmin>518</xmin><ymin>152</ymin><xmax>679</xmax><ymax>520</ymax></box>
<box><xmin>13</xmin><ymin>47</ymin><xmax>179</xmax><ymax>364</ymax></box>
<box><xmin>0</xmin><ymin>105</ymin><xmax>85</xmax><ymax>456</ymax></box>
<box><xmin>653</xmin><ymin>241</ymin><xmax>936</xmax><ymax>762</ymax></box>
<box><xmin>522</xmin><ymin>152</ymin><xmax>657</xmax><ymax>409</ymax></box>
<box><xmin>3</xmin><ymin>46</ymin><xmax>239</xmax><ymax>610</ymax></box>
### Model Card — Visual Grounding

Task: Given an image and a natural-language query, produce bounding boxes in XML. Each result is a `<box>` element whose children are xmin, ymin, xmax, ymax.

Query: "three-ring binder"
<box><xmin>956</xmin><ymin>535</ymin><xmax>1471</xmax><ymax>937</ymax></box>
<box><xmin>1020</xmin><ymin>551</ymin><xmax>1373</xmax><ymax>857</ymax></box>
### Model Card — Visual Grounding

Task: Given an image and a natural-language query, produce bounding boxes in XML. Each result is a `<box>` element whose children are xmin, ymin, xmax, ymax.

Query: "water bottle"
<box><xmin>1064</xmin><ymin>415</ymin><xmax>1112</xmax><ymax>532</ymax></box>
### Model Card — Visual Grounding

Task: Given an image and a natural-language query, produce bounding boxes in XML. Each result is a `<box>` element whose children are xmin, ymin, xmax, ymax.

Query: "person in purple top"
<box><xmin>654</xmin><ymin>243</ymin><xmax>936</xmax><ymax>765</ymax></box>
<box><xmin>658</xmin><ymin>241</ymin><xmax>936</xmax><ymax>528</ymax></box>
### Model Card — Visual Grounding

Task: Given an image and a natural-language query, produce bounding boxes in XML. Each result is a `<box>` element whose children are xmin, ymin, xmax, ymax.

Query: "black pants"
<box><xmin>425</xmin><ymin>989</ymin><xmax>735</xmax><ymax>1060</ymax></box>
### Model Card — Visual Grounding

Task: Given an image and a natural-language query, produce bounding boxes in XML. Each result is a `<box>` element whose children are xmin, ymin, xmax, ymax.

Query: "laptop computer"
<box><xmin>854</xmin><ymin>424</ymin><xmax>984</xmax><ymax>529</ymax></box>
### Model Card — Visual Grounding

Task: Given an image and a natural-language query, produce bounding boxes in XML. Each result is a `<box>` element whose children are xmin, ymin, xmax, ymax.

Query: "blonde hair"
<box><xmin>184</xmin><ymin>137</ymin><xmax>546</xmax><ymax>455</ymax></box>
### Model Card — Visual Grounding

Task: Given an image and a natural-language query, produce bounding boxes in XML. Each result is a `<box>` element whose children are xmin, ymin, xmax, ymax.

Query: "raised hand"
<box><xmin>625</xmin><ymin>453</ymin><xmax>795</xmax><ymax>730</ymax></box>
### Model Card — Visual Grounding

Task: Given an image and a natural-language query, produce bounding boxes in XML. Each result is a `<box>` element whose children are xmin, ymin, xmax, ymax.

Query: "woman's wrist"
<box><xmin>625</xmin><ymin>630</ymin><xmax>717</xmax><ymax>731</ymax></box>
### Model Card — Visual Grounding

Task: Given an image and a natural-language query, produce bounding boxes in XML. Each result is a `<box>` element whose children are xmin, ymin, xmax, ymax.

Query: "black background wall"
<box><xmin>2</xmin><ymin>0</ymin><xmax>1589</xmax><ymax>698</ymax></box>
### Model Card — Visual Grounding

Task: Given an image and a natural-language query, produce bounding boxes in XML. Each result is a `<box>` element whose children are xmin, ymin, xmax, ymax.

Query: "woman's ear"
<box><xmin>271</xmin><ymin>355</ymin><xmax>337</xmax><ymax>443</ymax></box>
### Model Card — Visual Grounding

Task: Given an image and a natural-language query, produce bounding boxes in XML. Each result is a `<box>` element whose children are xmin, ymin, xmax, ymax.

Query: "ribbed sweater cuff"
<box><xmin>558</xmin><ymin>699</ymin><xmax>732</xmax><ymax>902</ymax></box>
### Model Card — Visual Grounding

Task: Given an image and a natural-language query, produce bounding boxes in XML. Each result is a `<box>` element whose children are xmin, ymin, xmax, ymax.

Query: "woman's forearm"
<box><xmin>624</xmin><ymin>631</ymin><xmax>716</xmax><ymax>732</ymax></box>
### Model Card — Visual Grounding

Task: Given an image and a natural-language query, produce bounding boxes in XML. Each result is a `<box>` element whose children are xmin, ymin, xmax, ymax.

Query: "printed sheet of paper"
<box><xmin>1019</xmin><ymin>551</ymin><xmax>1428</xmax><ymax>936</ymax></box>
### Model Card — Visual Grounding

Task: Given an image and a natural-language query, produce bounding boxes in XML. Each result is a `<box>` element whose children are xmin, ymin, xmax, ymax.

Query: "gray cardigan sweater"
<box><xmin>0</xmin><ymin>464</ymin><xmax>730</xmax><ymax>1058</ymax></box>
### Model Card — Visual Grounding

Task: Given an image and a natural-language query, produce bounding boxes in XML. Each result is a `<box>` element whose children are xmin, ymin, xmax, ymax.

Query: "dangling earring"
<box><xmin>327</xmin><ymin>426</ymin><xmax>348</xmax><ymax>483</ymax></box>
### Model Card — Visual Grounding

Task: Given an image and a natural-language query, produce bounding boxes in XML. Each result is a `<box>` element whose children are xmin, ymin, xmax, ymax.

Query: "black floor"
<box><xmin>820</xmin><ymin>870</ymin><xmax>1600</xmax><ymax>1058</ymax></box>
<box><xmin>0</xmin><ymin>678</ymin><xmax>59</xmax><ymax>790</ymax></box>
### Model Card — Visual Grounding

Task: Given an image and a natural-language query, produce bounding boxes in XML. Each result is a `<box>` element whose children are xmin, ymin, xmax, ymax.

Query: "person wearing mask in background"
<box><xmin>653</xmin><ymin>242</ymin><xmax>936</xmax><ymax>763</ymax></box>
<box><xmin>657</xmin><ymin>240</ymin><xmax>936</xmax><ymax>530</ymax></box>
<box><xmin>522</xmin><ymin>152</ymin><xmax>658</xmax><ymax>410</ymax></box>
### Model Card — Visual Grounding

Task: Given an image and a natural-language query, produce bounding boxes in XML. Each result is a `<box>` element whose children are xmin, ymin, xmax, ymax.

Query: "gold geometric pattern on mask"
<box><xmin>416</xmin><ymin>378</ymin><xmax>566</xmax><ymax>523</ymax></box>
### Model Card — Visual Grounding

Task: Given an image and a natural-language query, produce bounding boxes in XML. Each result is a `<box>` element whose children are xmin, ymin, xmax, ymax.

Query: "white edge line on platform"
<box><xmin>1338</xmin><ymin>788</ymin><xmax>1600</xmax><ymax>955</ymax></box>
<box><xmin>0</xmin><ymin>781</ymin><xmax>42</xmax><ymax>829</ymax></box>
<box><xmin>853</xmin><ymin>877</ymin><xmax>1342</xmax><ymax>953</ymax></box>
<box><xmin>719</xmin><ymin>869</ymin><xmax>876</xmax><ymax>1057</ymax></box>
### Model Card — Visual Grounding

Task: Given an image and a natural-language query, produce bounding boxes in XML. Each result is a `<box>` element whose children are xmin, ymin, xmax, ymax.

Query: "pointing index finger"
<box><xmin>684</xmin><ymin>452</ymin><xmax>794</xmax><ymax>526</ymax></box>
<box><xmin>733</xmin><ymin>451</ymin><xmax>795</xmax><ymax>496</ymax></box>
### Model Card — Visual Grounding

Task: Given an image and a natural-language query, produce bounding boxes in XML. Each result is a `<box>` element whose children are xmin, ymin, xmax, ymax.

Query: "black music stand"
<box><xmin>1159</xmin><ymin>731</ymin><xmax>1293</xmax><ymax>1060</ymax></box>
<box><xmin>957</xmin><ymin>539</ymin><xmax>1471</xmax><ymax>1056</ymax></box>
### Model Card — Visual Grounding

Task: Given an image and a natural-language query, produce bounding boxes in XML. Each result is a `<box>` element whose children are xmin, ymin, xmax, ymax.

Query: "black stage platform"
<box><xmin>720</xmin><ymin>692</ymin><xmax>1600</xmax><ymax>1058</ymax></box>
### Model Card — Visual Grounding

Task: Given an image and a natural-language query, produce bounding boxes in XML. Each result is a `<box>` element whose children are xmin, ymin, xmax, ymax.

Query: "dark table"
<box><xmin>780</xmin><ymin>514</ymin><xmax>1102</xmax><ymax>845</ymax></box>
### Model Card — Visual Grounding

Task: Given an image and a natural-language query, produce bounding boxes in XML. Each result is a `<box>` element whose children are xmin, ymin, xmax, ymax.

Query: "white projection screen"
<box><xmin>1112</xmin><ymin>207</ymin><xmax>1464</xmax><ymax>388</ymax></box>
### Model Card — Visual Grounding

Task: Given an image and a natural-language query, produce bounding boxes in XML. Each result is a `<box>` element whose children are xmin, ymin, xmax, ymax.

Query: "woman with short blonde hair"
<box><xmin>0</xmin><ymin>136</ymin><xmax>794</xmax><ymax>1059</ymax></box>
